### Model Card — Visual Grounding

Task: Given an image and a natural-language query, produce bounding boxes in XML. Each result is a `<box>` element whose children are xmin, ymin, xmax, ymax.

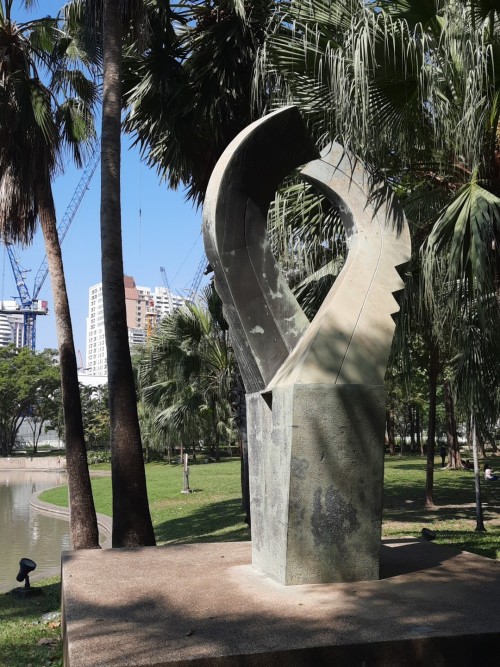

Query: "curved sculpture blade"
<box><xmin>203</xmin><ymin>106</ymin><xmax>318</xmax><ymax>393</ymax></box>
<box><xmin>269</xmin><ymin>144</ymin><xmax>411</xmax><ymax>388</ymax></box>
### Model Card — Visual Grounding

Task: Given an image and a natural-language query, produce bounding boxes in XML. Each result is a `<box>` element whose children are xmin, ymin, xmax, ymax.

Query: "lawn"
<box><xmin>39</xmin><ymin>454</ymin><xmax>500</xmax><ymax>557</ymax></box>
<box><xmin>0</xmin><ymin>578</ymin><xmax>62</xmax><ymax>667</ymax></box>
<box><xmin>382</xmin><ymin>455</ymin><xmax>500</xmax><ymax>559</ymax></box>
<box><xmin>40</xmin><ymin>459</ymin><xmax>251</xmax><ymax>545</ymax></box>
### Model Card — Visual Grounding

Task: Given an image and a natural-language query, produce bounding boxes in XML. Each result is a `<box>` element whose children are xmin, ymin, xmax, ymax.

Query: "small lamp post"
<box><xmin>181</xmin><ymin>453</ymin><xmax>192</xmax><ymax>494</ymax></box>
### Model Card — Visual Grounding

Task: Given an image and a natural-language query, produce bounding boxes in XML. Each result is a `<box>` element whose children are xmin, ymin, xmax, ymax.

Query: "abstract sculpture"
<box><xmin>203</xmin><ymin>107</ymin><xmax>411</xmax><ymax>584</ymax></box>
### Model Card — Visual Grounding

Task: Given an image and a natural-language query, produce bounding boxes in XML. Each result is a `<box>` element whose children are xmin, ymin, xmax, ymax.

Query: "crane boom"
<box><xmin>4</xmin><ymin>142</ymin><xmax>100</xmax><ymax>350</ymax></box>
<box><xmin>190</xmin><ymin>254</ymin><xmax>207</xmax><ymax>298</ymax></box>
<box><xmin>160</xmin><ymin>266</ymin><xmax>174</xmax><ymax>313</ymax></box>
<box><xmin>5</xmin><ymin>245</ymin><xmax>46</xmax><ymax>350</ymax></box>
<box><xmin>33</xmin><ymin>144</ymin><xmax>101</xmax><ymax>299</ymax></box>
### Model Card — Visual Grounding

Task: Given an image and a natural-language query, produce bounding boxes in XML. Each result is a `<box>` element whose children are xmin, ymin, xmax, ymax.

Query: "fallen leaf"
<box><xmin>48</xmin><ymin>621</ymin><xmax>61</xmax><ymax>629</ymax></box>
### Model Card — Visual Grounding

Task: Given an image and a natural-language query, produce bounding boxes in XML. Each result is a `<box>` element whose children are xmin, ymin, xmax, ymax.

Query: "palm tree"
<box><xmin>100</xmin><ymin>0</ymin><xmax>155</xmax><ymax>547</ymax></box>
<box><xmin>254</xmin><ymin>0</ymin><xmax>500</xmax><ymax>512</ymax></box>
<box><xmin>138</xmin><ymin>287</ymin><xmax>239</xmax><ymax>463</ymax></box>
<box><xmin>67</xmin><ymin>0</ymin><xmax>156</xmax><ymax>546</ymax></box>
<box><xmin>0</xmin><ymin>1</ymin><xmax>99</xmax><ymax>548</ymax></box>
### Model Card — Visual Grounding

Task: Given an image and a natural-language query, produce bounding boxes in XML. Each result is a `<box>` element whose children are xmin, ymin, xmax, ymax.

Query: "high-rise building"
<box><xmin>86</xmin><ymin>275</ymin><xmax>185</xmax><ymax>375</ymax></box>
<box><xmin>0</xmin><ymin>302</ymin><xmax>26</xmax><ymax>348</ymax></box>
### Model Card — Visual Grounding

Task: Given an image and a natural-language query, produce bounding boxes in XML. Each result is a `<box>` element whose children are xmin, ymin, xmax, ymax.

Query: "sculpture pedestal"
<box><xmin>61</xmin><ymin>540</ymin><xmax>500</xmax><ymax>666</ymax></box>
<box><xmin>248</xmin><ymin>384</ymin><xmax>386</xmax><ymax>585</ymax></box>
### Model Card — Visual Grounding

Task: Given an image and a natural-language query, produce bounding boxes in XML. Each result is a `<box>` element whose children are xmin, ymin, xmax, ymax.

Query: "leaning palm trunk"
<box><xmin>36</xmin><ymin>178</ymin><xmax>99</xmax><ymax>549</ymax></box>
<box><xmin>101</xmin><ymin>0</ymin><xmax>155</xmax><ymax>547</ymax></box>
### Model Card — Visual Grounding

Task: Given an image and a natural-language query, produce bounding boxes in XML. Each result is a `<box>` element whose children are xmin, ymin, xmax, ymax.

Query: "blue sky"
<box><xmin>3</xmin><ymin>2</ymin><xmax>207</xmax><ymax>360</ymax></box>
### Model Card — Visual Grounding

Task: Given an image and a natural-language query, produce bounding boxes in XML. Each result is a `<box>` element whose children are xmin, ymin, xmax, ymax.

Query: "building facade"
<box><xmin>0</xmin><ymin>301</ymin><xmax>27</xmax><ymax>348</ymax></box>
<box><xmin>86</xmin><ymin>276</ymin><xmax>185</xmax><ymax>375</ymax></box>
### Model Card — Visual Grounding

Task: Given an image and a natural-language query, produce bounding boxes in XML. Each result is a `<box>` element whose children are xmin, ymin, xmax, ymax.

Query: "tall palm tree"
<box><xmin>101</xmin><ymin>0</ymin><xmax>155</xmax><ymax>547</ymax></box>
<box><xmin>0</xmin><ymin>0</ymin><xmax>99</xmax><ymax>548</ymax></box>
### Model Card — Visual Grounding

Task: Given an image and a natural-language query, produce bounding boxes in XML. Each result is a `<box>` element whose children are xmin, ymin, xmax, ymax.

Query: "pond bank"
<box><xmin>0</xmin><ymin>455</ymin><xmax>66</xmax><ymax>471</ymax></box>
<box><xmin>30</xmin><ymin>489</ymin><xmax>112</xmax><ymax>550</ymax></box>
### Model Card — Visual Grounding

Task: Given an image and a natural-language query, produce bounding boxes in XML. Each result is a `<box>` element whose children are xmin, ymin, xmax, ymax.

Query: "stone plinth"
<box><xmin>62</xmin><ymin>540</ymin><xmax>500</xmax><ymax>667</ymax></box>
<box><xmin>248</xmin><ymin>385</ymin><xmax>386</xmax><ymax>584</ymax></box>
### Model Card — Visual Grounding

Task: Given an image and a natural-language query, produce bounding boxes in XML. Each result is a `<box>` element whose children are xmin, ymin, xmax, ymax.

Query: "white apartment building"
<box><xmin>0</xmin><ymin>301</ymin><xmax>27</xmax><ymax>348</ymax></box>
<box><xmin>86</xmin><ymin>276</ymin><xmax>185</xmax><ymax>375</ymax></box>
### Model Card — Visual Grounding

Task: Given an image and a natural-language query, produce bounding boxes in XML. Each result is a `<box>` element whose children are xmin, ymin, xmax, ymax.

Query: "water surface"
<box><xmin>0</xmin><ymin>469</ymin><xmax>70</xmax><ymax>592</ymax></box>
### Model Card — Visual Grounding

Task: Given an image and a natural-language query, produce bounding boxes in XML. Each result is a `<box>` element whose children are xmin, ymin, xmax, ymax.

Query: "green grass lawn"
<box><xmin>0</xmin><ymin>578</ymin><xmax>62</xmax><ymax>667</ymax></box>
<box><xmin>382</xmin><ymin>455</ymin><xmax>500</xmax><ymax>559</ymax></box>
<box><xmin>40</xmin><ymin>459</ymin><xmax>251</xmax><ymax>544</ymax></box>
<box><xmin>39</xmin><ymin>454</ymin><xmax>500</xmax><ymax>557</ymax></box>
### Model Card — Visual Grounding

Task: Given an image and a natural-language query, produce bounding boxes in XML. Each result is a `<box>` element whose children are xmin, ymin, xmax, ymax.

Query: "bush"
<box><xmin>87</xmin><ymin>450</ymin><xmax>111</xmax><ymax>465</ymax></box>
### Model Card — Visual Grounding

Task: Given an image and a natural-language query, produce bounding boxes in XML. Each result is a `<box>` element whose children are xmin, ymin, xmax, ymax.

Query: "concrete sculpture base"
<box><xmin>61</xmin><ymin>540</ymin><xmax>500</xmax><ymax>666</ymax></box>
<box><xmin>248</xmin><ymin>385</ymin><xmax>386</xmax><ymax>584</ymax></box>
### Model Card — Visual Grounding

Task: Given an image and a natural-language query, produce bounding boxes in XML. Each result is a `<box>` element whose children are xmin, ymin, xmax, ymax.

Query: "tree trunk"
<box><xmin>36</xmin><ymin>179</ymin><xmax>99</xmax><ymax>549</ymax></box>
<box><xmin>409</xmin><ymin>404</ymin><xmax>416</xmax><ymax>453</ymax></box>
<box><xmin>444</xmin><ymin>379</ymin><xmax>461</xmax><ymax>469</ymax></box>
<box><xmin>102</xmin><ymin>0</ymin><xmax>156</xmax><ymax>548</ymax></box>
<box><xmin>232</xmin><ymin>371</ymin><xmax>250</xmax><ymax>527</ymax></box>
<box><xmin>425</xmin><ymin>337</ymin><xmax>440</xmax><ymax>508</ymax></box>
<box><xmin>416</xmin><ymin>407</ymin><xmax>422</xmax><ymax>456</ymax></box>
<box><xmin>386</xmin><ymin>409</ymin><xmax>396</xmax><ymax>455</ymax></box>
<box><xmin>472</xmin><ymin>419</ymin><xmax>486</xmax><ymax>531</ymax></box>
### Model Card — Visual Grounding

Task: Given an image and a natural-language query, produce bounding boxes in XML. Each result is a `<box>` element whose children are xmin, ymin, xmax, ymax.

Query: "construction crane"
<box><xmin>2</xmin><ymin>144</ymin><xmax>101</xmax><ymax>350</ymax></box>
<box><xmin>160</xmin><ymin>266</ymin><xmax>174</xmax><ymax>314</ymax></box>
<box><xmin>189</xmin><ymin>254</ymin><xmax>208</xmax><ymax>298</ymax></box>
<box><xmin>1</xmin><ymin>248</ymin><xmax>49</xmax><ymax>350</ymax></box>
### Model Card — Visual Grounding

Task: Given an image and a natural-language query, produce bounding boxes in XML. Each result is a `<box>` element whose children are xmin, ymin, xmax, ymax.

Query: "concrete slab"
<box><xmin>62</xmin><ymin>539</ymin><xmax>500</xmax><ymax>666</ymax></box>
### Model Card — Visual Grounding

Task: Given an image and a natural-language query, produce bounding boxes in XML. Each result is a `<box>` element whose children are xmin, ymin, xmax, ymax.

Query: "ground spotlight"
<box><xmin>16</xmin><ymin>557</ymin><xmax>37</xmax><ymax>588</ymax></box>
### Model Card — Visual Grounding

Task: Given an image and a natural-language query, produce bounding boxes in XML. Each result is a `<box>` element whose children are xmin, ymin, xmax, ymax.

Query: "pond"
<box><xmin>0</xmin><ymin>469</ymin><xmax>70</xmax><ymax>593</ymax></box>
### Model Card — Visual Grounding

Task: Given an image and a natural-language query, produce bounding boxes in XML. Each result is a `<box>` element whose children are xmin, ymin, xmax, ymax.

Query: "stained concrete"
<box><xmin>62</xmin><ymin>539</ymin><xmax>500</xmax><ymax>666</ymax></box>
<box><xmin>248</xmin><ymin>385</ymin><xmax>386</xmax><ymax>584</ymax></box>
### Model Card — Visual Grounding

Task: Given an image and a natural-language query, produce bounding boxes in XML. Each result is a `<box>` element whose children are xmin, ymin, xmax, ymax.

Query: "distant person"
<box><xmin>484</xmin><ymin>465</ymin><xmax>499</xmax><ymax>481</ymax></box>
<box><xmin>440</xmin><ymin>444</ymin><xmax>447</xmax><ymax>467</ymax></box>
<box><xmin>462</xmin><ymin>459</ymin><xmax>473</xmax><ymax>470</ymax></box>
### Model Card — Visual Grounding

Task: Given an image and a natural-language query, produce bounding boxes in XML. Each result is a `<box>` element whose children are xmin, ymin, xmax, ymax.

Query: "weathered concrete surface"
<box><xmin>248</xmin><ymin>385</ymin><xmax>386</xmax><ymax>584</ymax></box>
<box><xmin>62</xmin><ymin>540</ymin><xmax>500</xmax><ymax>667</ymax></box>
<box><xmin>202</xmin><ymin>106</ymin><xmax>411</xmax><ymax>584</ymax></box>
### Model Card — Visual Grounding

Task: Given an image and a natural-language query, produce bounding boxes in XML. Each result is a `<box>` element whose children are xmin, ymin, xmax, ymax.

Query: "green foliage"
<box><xmin>80</xmin><ymin>383</ymin><xmax>110</xmax><ymax>450</ymax></box>
<box><xmin>0</xmin><ymin>347</ymin><xmax>60</xmax><ymax>456</ymax></box>
<box><xmin>137</xmin><ymin>287</ymin><xmax>239</xmax><ymax>461</ymax></box>
<box><xmin>122</xmin><ymin>0</ymin><xmax>272</xmax><ymax>204</ymax></box>
<box><xmin>257</xmin><ymin>0</ymin><xmax>500</xmax><ymax>435</ymax></box>
<box><xmin>0</xmin><ymin>1</ymin><xmax>98</xmax><ymax>242</ymax></box>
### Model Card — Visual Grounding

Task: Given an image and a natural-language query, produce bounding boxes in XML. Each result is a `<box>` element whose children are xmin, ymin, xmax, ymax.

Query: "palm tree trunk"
<box><xmin>102</xmin><ymin>0</ymin><xmax>155</xmax><ymax>547</ymax></box>
<box><xmin>472</xmin><ymin>419</ymin><xmax>486</xmax><ymax>532</ymax></box>
<box><xmin>416</xmin><ymin>407</ymin><xmax>422</xmax><ymax>455</ymax></box>
<box><xmin>409</xmin><ymin>403</ymin><xmax>416</xmax><ymax>453</ymax></box>
<box><xmin>444</xmin><ymin>379</ymin><xmax>461</xmax><ymax>469</ymax></box>
<box><xmin>386</xmin><ymin>409</ymin><xmax>396</xmax><ymax>455</ymax></box>
<box><xmin>36</xmin><ymin>179</ymin><xmax>99</xmax><ymax>549</ymax></box>
<box><xmin>425</xmin><ymin>337</ymin><xmax>440</xmax><ymax>508</ymax></box>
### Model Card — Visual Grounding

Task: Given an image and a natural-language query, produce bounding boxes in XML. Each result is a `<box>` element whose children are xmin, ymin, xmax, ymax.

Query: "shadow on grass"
<box><xmin>0</xmin><ymin>581</ymin><xmax>60</xmax><ymax>623</ymax></box>
<box><xmin>154</xmin><ymin>498</ymin><xmax>250</xmax><ymax>544</ymax></box>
